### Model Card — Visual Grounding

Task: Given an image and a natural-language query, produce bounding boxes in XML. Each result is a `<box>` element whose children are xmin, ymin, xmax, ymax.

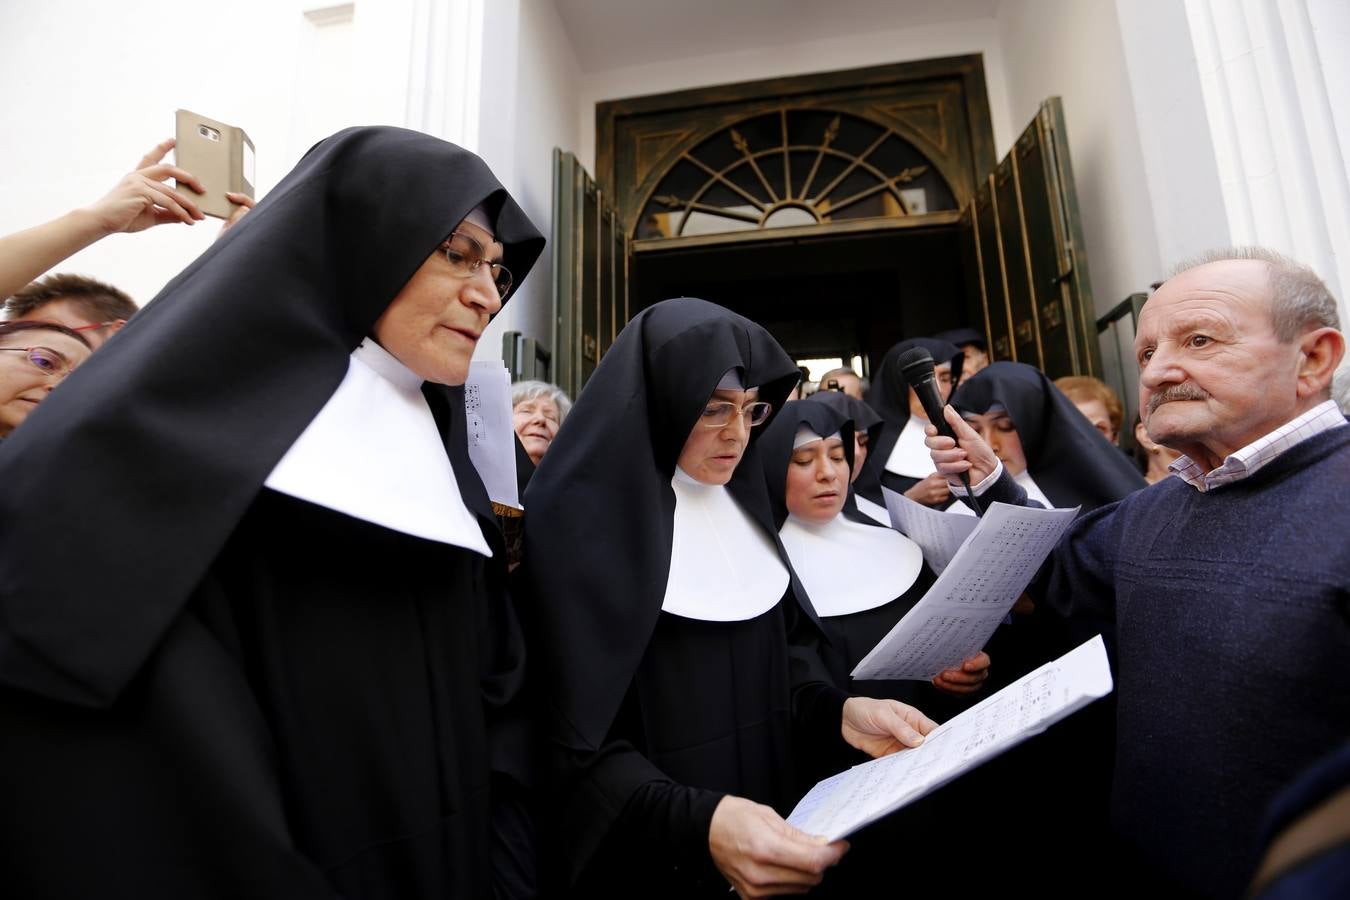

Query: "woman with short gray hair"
<box><xmin>511</xmin><ymin>379</ymin><xmax>571</xmax><ymax>465</ymax></box>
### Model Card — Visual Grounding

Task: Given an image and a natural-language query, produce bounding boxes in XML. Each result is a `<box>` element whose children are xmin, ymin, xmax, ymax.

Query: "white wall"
<box><xmin>574</xmin><ymin>19</ymin><xmax>1016</xmax><ymax>175</ymax></box>
<box><xmin>1184</xmin><ymin>0</ymin><xmax>1350</xmax><ymax>323</ymax></box>
<box><xmin>997</xmin><ymin>0</ymin><xmax>1164</xmax><ymax>318</ymax></box>
<box><xmin>0</xmin><ymin>0</ymin><xmax>439</xmax><ymax>308</ymax></box>
<box><xmin>1115</xmin><ymin>0</ymin><xmax>1231</xmax><ymax>274</ymax></box>
<box><xmin>474</xmin><ymin>0</ymin><xmax>583</xmax><ymax>360</ymax></box>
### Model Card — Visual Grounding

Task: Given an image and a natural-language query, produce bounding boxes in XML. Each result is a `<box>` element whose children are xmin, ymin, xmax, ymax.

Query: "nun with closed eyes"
<box><xmin>520</xmin><ymin>298</ymin><xmax>938</xmax><ymax>899</ymax></box>
<box><xmin>947</xmin><ymin>360</ymin><xmax>1148</xmax><ymax>517</ymax></box>
<box><xmin>802</xmin><ymin>388</ymin><xmax>888</xmax><ymax>524</ymax></box>
<box><xmin>0</xmin><ymin>127</ymin><xmax>544</xmax><ymax>899</ymax></box>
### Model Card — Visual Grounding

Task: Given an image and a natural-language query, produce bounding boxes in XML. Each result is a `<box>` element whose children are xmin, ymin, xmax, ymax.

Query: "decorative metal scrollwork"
<box><xmin>637</xmin><ymin>108</ymin><xmax>956</xmax><ymax>239</ymax></box>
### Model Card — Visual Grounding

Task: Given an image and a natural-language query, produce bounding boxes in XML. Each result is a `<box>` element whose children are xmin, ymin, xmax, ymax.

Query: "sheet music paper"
<box><xmin>851</xmin><ymin>501</ymin><xmax>1079</xmax><ymax>680</ymax></box>
<box><xmin>464</xmin><ymin>363</ymin><xmax>520</xmax><ymax>509</ymax></box>
<box><xmin>789</xmin><ymin>635</ymin><xmax>1113</xmax><ymax>841</ymax></box>
<box><xmin>881</xmin><ymin>486</ymin><xmax>977</xmax><ymax>574</ymax></box>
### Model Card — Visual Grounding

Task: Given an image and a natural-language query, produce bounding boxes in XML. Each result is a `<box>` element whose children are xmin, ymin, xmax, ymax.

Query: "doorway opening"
<box><xmin>631</xmin><ymin>224</ymin><xmax>974</xmax><ymax>380</ymax></box>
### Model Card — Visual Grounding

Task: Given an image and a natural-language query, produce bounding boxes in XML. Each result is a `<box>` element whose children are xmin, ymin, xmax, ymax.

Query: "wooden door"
<box><xmin>963</xmin><ymin>98</ymin><xmax>1099</xmax><ymax>378</ymax></box>
<box><xmin>552</xmin><ymin>149</ymin><xmax>631</xmax><ymax>398</ymax></box>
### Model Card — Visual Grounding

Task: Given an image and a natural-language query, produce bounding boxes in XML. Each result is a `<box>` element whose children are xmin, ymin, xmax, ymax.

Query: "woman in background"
<box><xmin>511</xmin><ymin>379</ymin><xmax>571</xmax><ymax>466</ymax></box>
<box><xmin>0</xmin><ymin>320</ymin><xmax>90</xmax><ymax>440</ymax></box>
<box><xmin>1131</xmin><ymin>412</ymin><xmax>1182</xmax><ymax>483</ymax></box>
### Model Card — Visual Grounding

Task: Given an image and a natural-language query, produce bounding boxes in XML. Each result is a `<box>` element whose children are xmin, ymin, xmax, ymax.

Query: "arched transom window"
<box><xmin>637</xmin><ymin>108</ymin><xmax>957</xmax><ymax>240</ymax></box>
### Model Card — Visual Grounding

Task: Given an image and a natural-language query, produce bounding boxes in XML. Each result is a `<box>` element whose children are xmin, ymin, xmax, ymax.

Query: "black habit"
<box><xmin>520</xmin><ymin>299</ymin><xmax>849</xmax><ymax>896</ymax></box>
<box><xmin>950</xmin><ymin>360</ymin><xmax>1148</xmax><ymax>514</ymax></box>
<box><xmin>0</xmin><ymin>127</ymin><xmax>545</xmax><ymax>898</ymax></box>
<box><xmin>759</xmin><ymin>400</ymin><xmax>942</xmax><ymax>701</ymax></box>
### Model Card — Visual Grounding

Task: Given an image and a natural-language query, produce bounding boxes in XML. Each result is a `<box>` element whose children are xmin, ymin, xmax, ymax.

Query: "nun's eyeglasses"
<box><xmin>0</xmin><ymin>346</ymin><xmax>76</xmax><ymax>378</ymax></box>
<box><xmin>442</xmin><ymin>232</ymin><xmax>513</xmax><ymax>300</ymax></box>
<box><xmin>699</xmin><ymin>400</ymin><xmax>773</xmax><ymax>428</ymax></box>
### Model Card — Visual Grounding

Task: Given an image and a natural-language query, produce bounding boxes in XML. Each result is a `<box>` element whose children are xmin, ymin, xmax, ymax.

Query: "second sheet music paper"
<box><xmin>789</xmin><ymin>635</ymin><xmax>1114</xmax><ymax>841</ymax></box>
<box><xmin>851</xmin><ymin>500</ymin><xmax>1079</xmax><ymax>681</ymax></box>
<box><xmin>881</xmin><ymin>486</ymin><xmax>976</xmax><ymax>575</ymax></box>
<box><xmin>464</xmin><ymin>362</ymin><xmax>521</xmax><ymax>510</ymax></box>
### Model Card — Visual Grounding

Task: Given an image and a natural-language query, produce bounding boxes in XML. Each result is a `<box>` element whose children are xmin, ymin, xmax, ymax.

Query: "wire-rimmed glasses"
<box><xmin>442</xmin><ymin>231</ymin><xmax>513</xmax><ymax>300</ymax></box>
<box><xmin>697</xmin><ymin>400</ymin><xmax>773</xmax><ymax>429</ymax></box>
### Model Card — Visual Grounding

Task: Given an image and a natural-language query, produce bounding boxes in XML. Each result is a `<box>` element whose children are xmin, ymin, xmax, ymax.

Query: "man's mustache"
<box><xmin>1146</xmin><ymin>383</ymin><xmax>1209</xmax><ymax>417</ymax></box>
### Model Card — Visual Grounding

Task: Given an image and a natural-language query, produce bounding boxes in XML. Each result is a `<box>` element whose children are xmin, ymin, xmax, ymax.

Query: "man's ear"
<box><xmin>1296</xmin><ymin>327</ymin><xmax>1345</xmax><ymax>400</ymax></box>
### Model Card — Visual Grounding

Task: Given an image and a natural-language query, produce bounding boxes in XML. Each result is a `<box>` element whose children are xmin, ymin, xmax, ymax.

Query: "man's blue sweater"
<box><xmin>982</xmin><ymin>424</ymin><xmax>1350</xmax><ymax>898</ymax></box>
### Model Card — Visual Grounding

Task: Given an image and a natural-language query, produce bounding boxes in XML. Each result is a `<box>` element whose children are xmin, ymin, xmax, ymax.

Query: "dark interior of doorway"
<box><xmin>631</xmin><ymin>226</ymin><xmax>980</xmax><ymax>378</ymax></box>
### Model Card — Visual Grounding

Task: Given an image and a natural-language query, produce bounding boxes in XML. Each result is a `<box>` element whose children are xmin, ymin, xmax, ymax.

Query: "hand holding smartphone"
<box><xmin>174</xmin><ymin>110</ymin><xmax>255</xmax><ymax>219</ymax></box>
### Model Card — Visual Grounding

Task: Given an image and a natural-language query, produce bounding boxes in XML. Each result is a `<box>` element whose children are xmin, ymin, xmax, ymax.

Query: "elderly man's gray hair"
<box><xmin>1168</xmin><ymin>246</ymin><xmax>1340</xmax><ymax>342</ymax></box>
<box><xmin>511</xmin><ymin>379</ymin><xmax>573</xmax><ymax>422</ymax></box>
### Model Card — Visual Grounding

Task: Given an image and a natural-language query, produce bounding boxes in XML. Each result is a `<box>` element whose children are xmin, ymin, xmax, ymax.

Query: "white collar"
<box><xmin>853</xmin><ymin>493</ymin><xmax>892</xmax><ymax>525</ymax></box>
<box><xmin>263</xmin><ymin>339</ymin><xmax>491</xmax><ymax>556</ymax></box>
<box><xmin>1015</xmin><ymin>470</ymin><xmax>1054</xmax><ymax>508</ymax></box>
<box><xmin>884</xmin><ymin>416</ymin><xmax>937</xmax><ymax>479</ymax></box>
<box><xmin>661</xmin><ymin>466</ymin><xmax>788</xmax><ymax>621</ymax></box>
<box><xmin>780</xmin><ymin>512</ymin><xmax>924</xmax><ymax>616</ymax></box>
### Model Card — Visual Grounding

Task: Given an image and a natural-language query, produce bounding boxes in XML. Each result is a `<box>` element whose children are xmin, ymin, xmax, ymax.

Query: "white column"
<box><xmin>1115</xmin><ymin>0</ymin><xmax>1231</xmax><ymax>273</ymax></box>
<box><xmin>401</xmin><ymin>0</ymin><xmax>486</xmax><ymax>148</ymax></box>
<box><xmin>1185</xmin><ymin>0</ymin><xmax>1348</xmax><ymax>313</ymax></box>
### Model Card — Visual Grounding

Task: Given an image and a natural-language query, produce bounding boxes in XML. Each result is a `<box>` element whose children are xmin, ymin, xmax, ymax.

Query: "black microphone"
<box><xmin>896</xmin><ymin>347</ymin><xmax>982</xmax><ymax>515</ymax></box>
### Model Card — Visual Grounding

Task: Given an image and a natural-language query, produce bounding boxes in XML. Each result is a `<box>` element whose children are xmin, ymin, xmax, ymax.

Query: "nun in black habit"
<box><xmin>759</xmin><ymin>399</ymin><xmax>993</xmax><ymax>900</ymax></box>
<box><xmin>803</xmin><ymin>388</ymin><xmax>889</xmax><ymax>525</ymax></box>
<box><xmin>0</xmin><ymin>127</ymin><xmax>545</xmax><ymax>899</ymax></box>
<box><xmin>947</xmin><ymin>360</ymin><xmax>1149</xmax><ymax>516</ymax></box>
<box><xmin>760</xmin><ymin>399</ymin><xmax>990</xmax><ymax>705</ymax></box>
<box><xmin>862</xmin><ymin>337</ymin><xmax>965</xmax><ymax>509</ymax></box>
<box><xmin>520</xmin><ymin>298</ymin><xmax>937</xmax><ymax>898</ymax></box>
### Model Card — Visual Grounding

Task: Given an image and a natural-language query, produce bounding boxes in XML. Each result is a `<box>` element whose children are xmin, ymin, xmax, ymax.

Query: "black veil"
<box><xmin>0</xmin><ymin>126</ymin><xmax>545</xmax><ymax>707</ymax></box>
<box><xmin>758</xmin><ymin>399</ymin><xmax>856</xmax><ymax>530</ymax></box>
<box><xmin>951</xmin><ymin>361</ymin><xmax>1146</xmax><ymax>511</ymax></box>
<box><xmin>520</xmin><ymin>298</ymin><xmax>805</xmax><ymax>753</ymax></box>
<box><xmin>803</xmin><ymin>389</ymin><xmax>882</xmax><ymax>522</ymax></box>
<box><xmin>861</xmin><ymin>336</ymin><xmax>963</xmax><ymax>499</ymax></box>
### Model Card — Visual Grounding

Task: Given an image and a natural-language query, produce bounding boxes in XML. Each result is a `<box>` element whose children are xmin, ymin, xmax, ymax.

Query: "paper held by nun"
<box><xmin>852</xmin><ymin>500</ymin><xmax>1079</xmax><ymax>681</ymax></box>
<box><xmin>464</xmin><ymin>362</ymin><xmax>520</xmax><ymax>510</ymax></box>
<box><xmin>790</xmin><ymin>635</ymin><xmax>1113</xmax><ymax>841</ymax></box>
<box><xmin>881</xmin><ymin>486</ymin><xmax>977</xmax><ymax>575</ymax></box>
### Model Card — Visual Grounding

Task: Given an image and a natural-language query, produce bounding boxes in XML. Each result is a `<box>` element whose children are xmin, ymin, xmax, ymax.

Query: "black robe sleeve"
<box><xmin>0</xmin><ymin>610</ymin><xmax>337</xmax><ymax>899</ymax></box>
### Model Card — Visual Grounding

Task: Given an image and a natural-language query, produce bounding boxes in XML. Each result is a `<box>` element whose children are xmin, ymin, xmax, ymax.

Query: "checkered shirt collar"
<box><xmin>1168</xmin><ymin>399</ymin><xmax>1347</xmax><ymax>492</ymax></box>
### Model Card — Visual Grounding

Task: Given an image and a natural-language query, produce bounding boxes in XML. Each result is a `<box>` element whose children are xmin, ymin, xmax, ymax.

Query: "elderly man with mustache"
<box><xmin>926</xmin><ymin>247</ymin><xmax>1349</xmax><ymax>899</ymax></box>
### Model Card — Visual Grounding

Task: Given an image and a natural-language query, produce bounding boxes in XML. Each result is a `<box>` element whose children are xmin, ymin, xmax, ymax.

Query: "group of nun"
<box><xmin>0</xmin><ymin>129</ymin><xmax>1147</xmax><ymax>898</ymax></box>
